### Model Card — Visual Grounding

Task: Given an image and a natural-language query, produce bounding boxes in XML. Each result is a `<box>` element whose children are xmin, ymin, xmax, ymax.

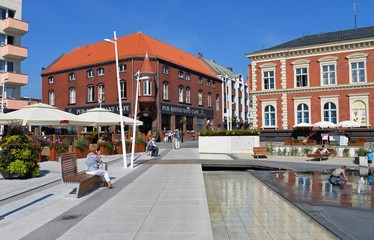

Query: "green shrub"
<box><xmin>0</xmin><ymin>123</ymin><xmax>39</xmax><ymax>179</ymax></box>
<box><xmin>73</xmin><ymin>137</ymin><xmax>89</xmax><ymax>153</ymax></box>
<box><xmin>342</xmin><ymin>148</ymin><xmax>350</xmax><ymax>157</ymax></box>
<box><xmin>356</xmin><ymin>147</ymin><xmax>367</xmax><ymax>156</ymax></box>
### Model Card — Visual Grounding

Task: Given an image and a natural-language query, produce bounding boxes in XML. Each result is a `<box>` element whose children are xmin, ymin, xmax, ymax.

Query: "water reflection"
<box><xmin>274</xmin><ymin>168</ymin><xmax>374</xmax><ymax>209</ymax></box>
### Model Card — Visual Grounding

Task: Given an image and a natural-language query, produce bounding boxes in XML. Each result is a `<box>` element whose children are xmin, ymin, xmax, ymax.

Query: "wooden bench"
<box><xmin>60</xmin><ymin>152</ymin><xmax>101</xmax><ymax>198</ymax></box>
<box><xmin>253</xmin><ymin>147</ymin><xmax>270</xmax><ymax>159</ymax></box>
<box><xmin>306</xmin><ymin>148</ymin><xmax>334</xmax><ymax>161</ymax></box>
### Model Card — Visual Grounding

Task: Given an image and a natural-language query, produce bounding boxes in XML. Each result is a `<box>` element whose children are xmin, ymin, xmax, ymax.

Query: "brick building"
<box><xmin>246</xmin><ymin>26</ymin><xmax>374</xmax><ymax>141</ymax></box>
<box><xmin>41</xmin><ymin>32</ymin><xmax>223</xmax><ymax>134</ymax></box>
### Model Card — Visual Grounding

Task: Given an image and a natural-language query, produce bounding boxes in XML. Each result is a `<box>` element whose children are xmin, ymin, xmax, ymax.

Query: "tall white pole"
<box><xmin>104</xmin><ymin>31</ymin><xmax>127</xmax><ymax>168</ymax></box>
<box><xmin>130</xmin><ymin>71</ymin><xmax>140</xmax><ymax>168</ymax></box>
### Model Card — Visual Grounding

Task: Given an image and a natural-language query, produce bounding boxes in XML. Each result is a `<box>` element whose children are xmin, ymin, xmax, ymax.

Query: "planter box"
<box><xmin>199</xmin><ymin>136</ymin><xmax>260</xmax><ymax>154</ymax></box>
<box><xmin>73</xmin><ymin>147</ymin><xmax>89</xmax><ymax>158</ymax></box>
<box><xmin>135</xmin><ymin>143</ymin><xmax>146</xmax><ymax>152</ymax></box>
<box><xmin>99</xmin><ymin>145</ymin><xmax>114</xmax><ymax>155</ymax></box>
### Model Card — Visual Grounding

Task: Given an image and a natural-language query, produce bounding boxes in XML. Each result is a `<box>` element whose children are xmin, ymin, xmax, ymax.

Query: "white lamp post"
<box><xmin>1</xmin><ymin>77</ymin><xmax>8</xmax><ymax>113</ymax></box>
<box><xmin>104</xmin><ymin>31</ymin><xmax>127</xmax><ymax>168</ymax></box>
<box><xmin>130</xmin><ymin>71</ymin><xmax>149</xmax><ymax>168</ymax></box>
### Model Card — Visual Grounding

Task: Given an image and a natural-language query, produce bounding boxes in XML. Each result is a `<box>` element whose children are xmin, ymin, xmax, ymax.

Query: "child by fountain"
<box><xmin>328</xmin><ymin>165</ymin><xmax>348</xmax><ymax>185</ymax></box>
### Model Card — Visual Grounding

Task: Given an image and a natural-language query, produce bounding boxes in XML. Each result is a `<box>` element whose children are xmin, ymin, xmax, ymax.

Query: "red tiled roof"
<box><xmin>44</xmin><ymin>32</ymin><xmax>217</xmax><ymax>78</ymax></box>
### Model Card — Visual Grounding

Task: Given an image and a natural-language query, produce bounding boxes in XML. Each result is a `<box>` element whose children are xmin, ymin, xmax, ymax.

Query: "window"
<box><xmin>263</xmin><ymin>71</ymin><xmax>275</xmax><ymax>89</ymax></box>
<box><xmin>87</xmin><ymin>85</ymin><xmax>94</xmax><ymax>102</ymax></box>
<box><xmin>186</xmin><ymin>73</ymin><xmax>191</xmax><ymax>81</ymax></box>
<box><xmin>69</xmin><ymin>88</ymin><xmax>76</xmax><ymax>104</ymax></box>
<box><xmin>87</xmin><ymin>69</ymin><xmax>94</xmax><ymax>78</ymax></box>
<box><xmin>178</xmin><ymin>70</ymin><xmax>184</xmax><ymax>79</ymax></box>
<box><xmin>178</xmin><ymin>86</ymin><xmax>184</xmax><ymax>102</ymax></box>
<box><xmin>207</xmin><ymin>92</ymin><xmax>212</xmax><ymax>107</ymax></box>
<box><xmin>296</xmin><ymin>103</ymin><xmax>309</xmax><ymax>124</ymax></box>
<box><xmin>206</xmin><ymin>79</ymin><xmax>211</xmax><ymax>86</ymax></box>
<box><xmin>98</xmin><ymin>85</ymin><xmax>105</xmax><ymax>103</ymax></box>
<box><xmin>69</xmin><ymin>73</ymin><xmax>76</xmax><ymax>81</ymax></box>
<box><xmin>97</xmin><ymin>68</ymin><xmax>105</xmax><ymax>76</ymax></box>
<box><xmin>143</xmin><ymin>79</ymin><xmax>151</xmax><ymax>96</ymax></box>
<box><xmin>0</xmin><ymin>60</ymin><xmax>13</xmax><ymax>72</ymax></box>
<box><xmin>352</xmin><ymin>100</ymin><xmax>367</xmax><ymax>125</ymax></box>
<box><xmin>120</xmin><ymin>81</ymin><xmax>126</xmax><ymax>99</ymax></box>
<box><xmin>351</xmin><ymin>62</ymin><xmax>365</xmax><ymax>83</ymax></box>
<box><xmin>48</xmin><ymin>77</ymin><xmax>54</xmax><ymax>84</ymax></box>
<box><xmin>162</xmin><ymin>65</ymin><xmax>169</xmax><ymax>74</ymax></box>
<box><xmin>322</xmin><ymin>65</ymin><xmax>336</xmax><ymax>85</ymax></box>
<box><xmin>264</xmin><ymin>105</ymin><xmax>275</xmax><ymax>126</ymax></box>
<box><xmin>212</xmin><ymin>81</ymin><xmax>216</xmax><ymax>87</ymax></box>
<box><xmin>119</xmin><ymin>64</ymin><xmax>127</xmax><ymax>72</ymax></box>
<box><xmin>292</xmin><ymin>59</ymin><xmax>310</xmax><ymax>87</ymax></box>
<box><xmin>347</xmin><ymin>53</ymin><xmax>368</xmax><ymax>84</ymax></box>
<box><xmin>198</xmin><ymin>91</ymin><xmax>203</xmax><ymax>106</ymax></box>
<box><xmin>186</xmin><ymin>87</ymin><xmax>191</xmax><ymax>103</ymax></box>
<box><xmin>198</xmin><ymin>77</ymin><xmax>203</xmax><ymax>84</ymax></box>
<box><xmin>162</xmin><ymin>82</ymin><xmax>169</xmax><ymax>100</ymax></box>
<box><xmin>296</xmin><ymin>67</ymin><xmax>308</xmax><ymax>87</ymax></box>
<box><xmin>323</xmin><ymin>102</ymin><xmax>337</xmax><ymax>123</ymax></box>
<box><xmin>216</xmin><ymin>95</ymin><xmax>220</xmax><ymax>111</ymax></box>
<box><xmin>49</xmin><ymin>91</ymin><xmax>55</xmax><ymax>106</ymax></box>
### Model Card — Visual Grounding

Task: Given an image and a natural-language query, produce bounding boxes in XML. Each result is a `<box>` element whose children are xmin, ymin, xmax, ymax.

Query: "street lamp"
<box><xmin>104</xmin><ymin>31</ymin><xmax>127</xmax><ymax>168</ymax></box>
<box><xmin>1</xmin><ymin>77</ymin><xmax>8</xmax><ymax>113</ymax></box>
<box><xmin>130</xmin><ymin>71</ymin><xmax>149</xmax><ymax>168</ymax></box>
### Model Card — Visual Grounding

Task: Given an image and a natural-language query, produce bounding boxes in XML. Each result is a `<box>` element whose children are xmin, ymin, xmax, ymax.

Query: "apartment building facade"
<box><xmin>41</xmin><ymin>32</ymin><xmax>223</xmax><ymax>134</ymax></box>
<box><xmin>0</xmin><ymin>0</ymin><xmax>33</xmax><ymax>112</ymax></box>
<box><xmin>246</xmin><ymin>26</ymin><xmax>374</xmax><ymax>140</ymax></box>
<box><xmin>199</xmin><ymin>55</ymin><xmax>251</xmax><ymax>130</ymax></box>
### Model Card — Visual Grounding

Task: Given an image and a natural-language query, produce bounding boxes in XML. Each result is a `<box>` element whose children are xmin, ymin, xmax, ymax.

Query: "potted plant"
<box><xmin>99</xmin><ymin>142</ymin><xmax>114</xmax><ymax>155</ymax></box>
<box><xmin>0</xmin><ymin>123</ymin><xmax>40</xmax><ymax>179</ymax></box>
<box><xmin>135</xmin><ymin>133</ymin><xmax>146</xmax><ymax>152</ymax></box>
<box><xmin>356</xmin><ymin>147</ymin><xmax>367</xmax><ymax>166</ymax></box>
<box><xmin>50</xmin><ymin>142</ymin><xmax>69</xmax><ymax>161</ymax></box>
<box><xmin>73</xmin><ymin>137</ymin><xmax>89</xmax><ymax>158</ymax></box>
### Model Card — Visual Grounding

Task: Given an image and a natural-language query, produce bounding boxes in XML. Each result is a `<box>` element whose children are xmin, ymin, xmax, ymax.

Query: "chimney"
<box><xmin>197</xmin><ymin>52</ymin><xmax>203</xmax><ymax>59</ymax></box>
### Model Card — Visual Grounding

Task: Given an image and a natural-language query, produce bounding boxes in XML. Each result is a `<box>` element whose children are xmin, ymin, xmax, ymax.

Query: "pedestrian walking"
<box><xmin>366</xmin><ymin>148</ymin><xmax>373</xmax><ymax>168</ymax></box>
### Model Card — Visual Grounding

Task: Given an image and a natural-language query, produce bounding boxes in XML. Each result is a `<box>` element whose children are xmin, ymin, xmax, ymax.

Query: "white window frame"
<box><xmin>98</xmin><ymin>85</ymin><xmax>105</xmax><ymax>103</ymax></box>
<box><xmin>143</xmin><ymin>79</ymin><xmax>151</xmax><ymax>96</ymax></box>
<box><xmin>293</xmin><ymin>97</ymin><xmax>311</xmax><ymax>125</ymax></box>
<box><xmin>69</xmin><ymin>73</ymin><xmax>76</xmax><ymax>81</ymax></box>
<box><xmin>292</xmin><ymin>59</ymin><xmax>310</xmax><ymax>88</ymax></box>
<box><xmin>48</xmin><ymin>77</ymin><xmax>54</xmax><ymax>84</ymax></box>
<box><xmin>120</xmin><ymin>81</ymin><xmax>126</xmax><ymax>99</ymax></box>
<box><xmin>119</xmin><ymin>64</ymin><xmax>126</xmax><ymax>72</ymax></box>
<box><xmin>87</xmin><ymin>85</ymin><xmax>94</xmax><ymax>102</ymax></box>
<box><xmin>49</xmin><ymin>91</ymin><xmax>55</xmax><ymax>106</ymax></box>
<box><xmin>198</xmin><ymin>91</ymin><xmax>203</xmax><ymax>106</ymax></box>
<box><xmin>216</xmin><ymin>94</ymin><xmax>220</xmax><ymax>111</ymax></box>
<box><xmin>178</xmin><ymin>70</ymin><xmax>184</xmax><ymax>79</ymax></box>
<box><xmin>260</xmin><ymin>63</ymin><xmax>276</xmax><ymax>90</ymax></box>
<box><xmin>186</xmin><ymin>73</ymin><xmax>191</xmax><ymax>81</ymax></box>
<box><xmin>162</xmin><ymin>82</ymin><xmax>169</xmax><ymax>100</ymax></box>
<box><xmin>186</xmin><ymin>87</ymin><xmax>190</xmax><ymax>103</ymax></box>
<box><xmin>162</xmin><ymin>65</ymin><xmax>169</xmax><ymax>74</ymax></box>
<box><xmin>178</xmin><ymin>86</ymin><xmax>184</xmax><ymax>102</ymax></box>
<box><xmin>69</xmin><ymin>88</ymin><xmax>76</xmax><ymax>104</ymax></box>
<box><xmin>97</xmin><ymin>68</ymin><xmax>105</xmax><ymax>76</ymax></box>
<box><xmin>87</xmin><ymin>69</ymin><xmax>94</xmax><ymax>78</ymax></box>
<box><xmin>348</xmin><ymin>93</ymin><xmax>369</xmax><ymax>126</ymax></box>
<box><xmin>320</xmin><ymin>95</ymin><xmax>339</xmax><ymax>124</ymax></box>
<box><xmin>207</xmin><ymin>92</ymin><xmax>212</xmax><ymax>107</ymax></box>
<box><xmin>198</xmin><ymin>77</ymin><xmax>203</xmax><ymax>85</ymax></box>
<box><xmin>261</xmin><ymin>100</ymin><xmax>277</xmax><ymax>128</ymax></box>
<box><xmin>347</xmin><ymin>53</ymin><xmax>368</xmax><ymax>84</ymax></box>
<box><xmin>318</xmin><ymin>56</ymin><xmax>338</xmax><ymax>86</ymax></box>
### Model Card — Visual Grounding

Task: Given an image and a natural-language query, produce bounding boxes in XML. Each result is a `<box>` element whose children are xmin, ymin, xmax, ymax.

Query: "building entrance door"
<box><xmin>139</xmin><ymin>116</ymin><xmax>153</xmax><ymax>134</ymax></box>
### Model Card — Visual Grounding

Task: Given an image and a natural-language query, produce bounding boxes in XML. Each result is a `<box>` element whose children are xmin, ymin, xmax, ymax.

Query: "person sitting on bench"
<box><xmin>147</xmin><ymin>138</ymin><xmax>159</xmax><ymax>156</ymax></box>
<box><xmin>85</xmin><ymin>144</ymin><xmax>113</xmax><ymax>189</ymax></box>
<box><xmin>319</xmin><ymin>145</ymin><xmax>330</xmax><ymax>155</ymax></box>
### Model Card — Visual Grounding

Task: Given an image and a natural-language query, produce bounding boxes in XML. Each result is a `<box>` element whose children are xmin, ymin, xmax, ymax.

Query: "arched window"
<box><xmin>185</xmin><ymin>87</ymin><xmax>191</xmax><ymax>103</ymax></box>
<box><xmin>297</xmin><ymin>103</ymin><xmax>309</xmax><ymax>124</ymax></box>
<box><xmin>352</xmin><ymin>100</ymin><xmax>367</xmax><ymax>124</ymax></box>
<box><xmin>216</xmin><ymin>94</ymin><xmax>220</xmax><ymax>111</ymax></box>
<box><xmin>323</xmin><ymin>102</ymin><xmax>337</xmax><ymax>123</ymax></box>
<box><xmin>264</xmin><ymin>105</ymin><xmax>275</xmax><ymax>126</ymax></box>
<box><xmin>178</xmin><ymin>86</ymin><xmax>184</xmax><ymax>102</ymax></box>
<box><xmin>97</xmin><ymin>68</ymin><xmax>105</xmax><ymax>76</ymax></box>
<box><xmin>119</xmin><ymin>64</ymin><xmax>127</xmax><ymax>72</ymax></box>
<box><xmin>120</xmin><ymin>80</ymin><xmax>126</xmax><ymax>99</ymax></box>
<box><xmin>87</xmin><ymin>85</ymin><xmax>94</xmax><ymax>102</ymax></box>
<box><xmin>98</xmin><ymin>84</ymin><xmax>105</xmax><ymax>103</ymax></box>
<box><xmin>162</xmin><ymin>65</ymin><xmax>169</xmax><ymax>74</ymax></box>
<box><xmin>87</xmin><ymin>69</ymin><xmax>94</xmax><ymax>78</ymax></box>
<box><xmin>162</xmin><ymin>82</ymin><xmax>169</xmax><ymax>100</ymax></box>
<box><xmin>207</xmin><ymin>92</ymin><xmax>212</xmax><ymax>107</ymax></box>
<box><xmin>69</xmin><ymin>88</ymin><xmax>76</xmax><ymax>104</ymax></box>
<box><xmin>198</xmin><ymin>91</ymin><xmax>203</xmax><ymax>106</ymax></box>
<box><xmin>49</xmin><ymin>91</ymin><xmax>55</xmax><ymax>106</ymax></box>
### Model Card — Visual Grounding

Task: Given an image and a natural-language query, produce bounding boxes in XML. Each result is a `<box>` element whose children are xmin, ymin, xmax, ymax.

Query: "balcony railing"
<box><xmin>1</xmin><ymin>72</ymin><xmax>28</xmax><ymax>86</ymax></box>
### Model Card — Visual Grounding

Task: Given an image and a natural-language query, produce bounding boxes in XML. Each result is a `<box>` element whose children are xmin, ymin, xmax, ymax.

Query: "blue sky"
<box><xmin>21</xmin><ymin>0</ymin><xmax>374</xmax><ymax>99</ymax></box>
